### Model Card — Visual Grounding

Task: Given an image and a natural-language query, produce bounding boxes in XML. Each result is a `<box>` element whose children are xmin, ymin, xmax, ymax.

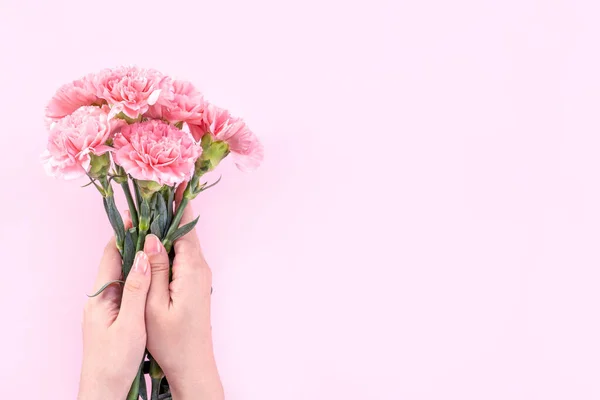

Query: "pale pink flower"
<box><xmin>113</xmin><ymin>120</ymin><xmax>200</xmax><ymax>186</ymax></box>
<box><xmin>91</xmin><ymin>66</ymin><xmax>169</xmax><ymax>119</ymax></box>
<box><xmin>189</xmin><ymin>104</ymin><xmax>263</xmax><ymax>171</ymax></box>
<box><xmin>42</xmin><ymin>106</ymin><xmax>120</xmax><ymax>179</ymax></box>
<box><xmin>46</xmin><ymin>77</ymin><xmax>101</xmax><ymax>120</ymax></box>
<box><xmin>150</xmin><ymin>79</ymin><xmax>205</xmax><ymax>124</ymax></box>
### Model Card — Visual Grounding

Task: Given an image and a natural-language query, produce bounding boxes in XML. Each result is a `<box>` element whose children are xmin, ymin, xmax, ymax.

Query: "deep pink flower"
<box><xmin>42</xmin><ymin>106</ymin><xmax>120</xmax><ymax>179</ymax></box>
<box><xmin>150</xmin><ymin>79</ymin><xmax>205</xmax><ymax>124</ymax></box>
<box><xmin>91</xmin><ymin>66</ymin><xmax>169</xmax><ymax>119</ymax></box>
<box><xmin>46</xmin><ymin>77</ymin><xmax>101</xmax><ymax>120</ymax></box>
<box><xmin>113</xmin><ymin>120</ymin><xmax>200</xmax><ymax>186</ymax></box>
<box><xmin>189</xmin><ymin>103</ymin><xmax>263</xmax><ymax>171</ymax></box>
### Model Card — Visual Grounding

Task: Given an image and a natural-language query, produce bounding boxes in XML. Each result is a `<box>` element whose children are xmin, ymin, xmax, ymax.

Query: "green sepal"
<box><xmin>115</xmin><ymin>111</ymin><xmax>142</xmax><ymax>124</ymax></box>
<box><xmin>200</xmin><ymin>132</ymin><xmax>212</xmax><ymax>150</ymax></box>
<box><xmin>137</xmin><ymin>180</ymin><xmax>164</xmax><ymax>201</ymax></box>
<box><xmin>201</xmin><ymin>140</ymin><xmax>230</xmax><ymax>170</ymax></box>
<box><xmin>88</xmin><ymin>153</ymin><xmax>111</xmax><ymax>179</ymax></box>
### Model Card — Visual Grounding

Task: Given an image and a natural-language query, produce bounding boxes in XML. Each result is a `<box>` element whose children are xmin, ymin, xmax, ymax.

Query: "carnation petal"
<box><xmin>147</xmin><ymin>89</ymin><xmax>161</xmax><ymax>106</ymax></box>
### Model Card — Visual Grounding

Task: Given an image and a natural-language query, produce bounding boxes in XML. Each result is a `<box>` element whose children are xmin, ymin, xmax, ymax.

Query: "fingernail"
<box><xmin>133</xmin><ymin>251</ymin><xmax>148</xmax><ymax>273</ymax></box>
<box><xmin>146</xmin><ymin>235</ymin><xmax>163</xmax><ymax>255</ymax></box>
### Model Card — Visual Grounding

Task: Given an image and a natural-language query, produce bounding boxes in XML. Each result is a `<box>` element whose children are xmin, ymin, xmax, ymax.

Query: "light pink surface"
<box><xmin>1</xmin><ymin>0</ymin><xmax>599</xmax><ymax>399</ymax></box>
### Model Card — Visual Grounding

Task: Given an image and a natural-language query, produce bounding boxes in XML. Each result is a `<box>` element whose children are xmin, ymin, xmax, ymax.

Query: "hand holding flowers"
<box><xmin>44</xmin><ymin>66</ymin><xmax>262</xmax><ymax>399</ymax></box>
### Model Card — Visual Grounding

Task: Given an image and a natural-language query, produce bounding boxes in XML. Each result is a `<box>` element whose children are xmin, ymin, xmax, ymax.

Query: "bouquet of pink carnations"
<box><xmin>42</xmin><ymin>66</ymin><xmax>263</xmax><ymax>399</ymax></box>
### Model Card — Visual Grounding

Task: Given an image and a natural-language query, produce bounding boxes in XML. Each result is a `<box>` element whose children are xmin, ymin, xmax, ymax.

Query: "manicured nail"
<box><xmin>146</xmin><ymin>235</ymin><xmax>163</xmax><ymax>255</ymax></box>
<box><xmin>133</xmin><ymin>251</ymin><xmax>148</xmax><ymax>273</ymax></box>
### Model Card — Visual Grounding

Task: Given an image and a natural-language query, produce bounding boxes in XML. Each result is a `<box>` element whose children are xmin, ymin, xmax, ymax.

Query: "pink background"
<box><xmin>1</xmin><ymin>0</ymin><xmax>600</xmax><ymax>398</ymax></box>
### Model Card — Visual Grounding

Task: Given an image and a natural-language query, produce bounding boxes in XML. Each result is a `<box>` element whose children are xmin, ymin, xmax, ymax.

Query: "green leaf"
<box><xmin>150</xmin><ymin>219</ymin><xmax>161</xmax><ymax>238</ymax></box>
<box><xmin>150</xmin><ymin>192</ymin><xmax>158</xmax><ymax>213</ymax></box>
<box><xmin>170</xmin><ymin>215</ymin><xmax>200</xmax><ymax>242</ymax></box>
<box><xmin>80</xmin><ymin>179</ymin><xmax>96</xmax><ymax>188</ymax></box>
<box><xmin>140</xmin><ymin>200</ymin><xmax>150</xmax><ymax>220</ymax></box>
<box><xmin>122</xmin><ymin>230</ymin><xmax>135</xmax><ymax>279</ymax></box>
<box><xmin>102</xmin><ymin>197</ymin><xmax>109</xmax><ymax>217</ymax></box>
<box><xmin>86</xmin><ymin>280</ymin><xmax>124</xmax><ymax>297</ymax></box>
<box><xmin>197</xmin><ymin>175</ymin><xmax>222</xmax><ymax>194</ymax></box>
<box><xmin>129</xmin><ymin>227</ymin><xmax>138</xmax><ymax>247</ymax></box>
<box><xmin>104</xmin><ymin>196</ymin><xmax>125</xmax><ymax>253</ymax></box>
<box><xmin>140</xmin><ymin>373</ymin><xmax>148</xmax><ymax>400</ymax></box>
<box><xmin>159</xmin><ymin>377</ymin><xmax>171</xmax><ymax>397</ymax></box>
<box><xmin>151</xmin><ymin>194</ymin><xmax>167</xmax><ymax>238</ymax></box>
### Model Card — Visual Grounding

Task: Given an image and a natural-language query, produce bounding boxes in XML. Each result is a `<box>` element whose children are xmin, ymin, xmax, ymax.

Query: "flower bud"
<box><xmin>201</xmin><ymin>140</ymin><xmax>230</xmax><ymax>171</ymax></box>
<box><xmin>88</xmin><ymin>153</ymin><xmax>111</xmax><ymax>179</ymax></box>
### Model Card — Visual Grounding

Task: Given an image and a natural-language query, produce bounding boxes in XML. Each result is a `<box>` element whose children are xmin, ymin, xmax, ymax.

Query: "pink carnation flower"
<box><xmin>150</xmin><ymin>79</ymin><xmax>205</xmax><ymax>124</ymax></box>
<box><xmin>42</xmin><ymin>106</ymin><xmax>119</xmax><ymax>179</ymax></box>
<box><xmin>46</xmin><ymin>77</ymin><xmax>101</xmax><ymax>120</ymax></box>
<box><xmin>92</xmin><ymin>66</ymin><xmax>169</xmax><ymax>120</ymax></box>
<box><xmin>113</xmin><ymin>120</ymin><xmax>200</xmax><ymax>186</ymax></box>
<box><xmin>189</xmin><ymin>104</ymin><xmax>263</xmax><ymax>171</ymax></box>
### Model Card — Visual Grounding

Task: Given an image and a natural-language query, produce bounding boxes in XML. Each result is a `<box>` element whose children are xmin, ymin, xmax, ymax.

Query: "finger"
<box><xmin>91</xmin><ymin>237</ymin><xmax>122</xmax><ymax>297</ymax></box>
<box><xmin>144</xmin><ymin>234</ymin><xmax>171</xmax><ymax>309</ymax></box>
<box><xmin>116</xmin><ymin>251</ymin><xmax>151</xmax><ymax>328</ymax></box>
<box><xmin>173</xmin><ymin>185</ymin><xmax>202</xmax><ymax>256</ymax></box>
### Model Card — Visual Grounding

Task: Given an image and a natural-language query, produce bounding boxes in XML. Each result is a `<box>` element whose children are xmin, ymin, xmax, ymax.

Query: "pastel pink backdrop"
<box><xmin>1</xmin><ymin>0</ymin><xmax>600</xmax><ymax>398</ymax></box>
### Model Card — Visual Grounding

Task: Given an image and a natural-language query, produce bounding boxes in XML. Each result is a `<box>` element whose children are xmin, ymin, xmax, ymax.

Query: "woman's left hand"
<box><xmin>78</xmin><ymin>237</ymin><xmax>151</xmax><ymax>400</ymax></box>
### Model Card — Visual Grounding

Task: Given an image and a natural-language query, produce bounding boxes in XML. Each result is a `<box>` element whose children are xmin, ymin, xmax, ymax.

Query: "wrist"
<box><xmin>78</xmin><ymin>380</ymin><xmax>129</xmax><ymax>400</ymax></box>
<box><xmin>78</xmin><ymin>367</ymin><xmax>131</xmax><ymax>400</ymax></box>
<box><xmin>167</xmin><ymin>364</ymin><xmax>223</xmax><ymax>400</ymax></box>
<box><xmin>170</xmin><ymin>380</ymin><xmax>224</xmax><ymax>400</ymax></box>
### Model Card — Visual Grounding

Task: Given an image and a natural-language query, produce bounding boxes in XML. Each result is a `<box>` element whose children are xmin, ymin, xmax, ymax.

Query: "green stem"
<box><xmin>137</xmin><ymin>229</ymin><xmax>148</xmax><ymax>252</ymax></box>
<box><xmin>136</xmin><ymin>198</ymin><xmax>151</xmax><ymax>251</ymax></box>
<box><xmin>133</xmin><ymin>179</ymin><xmax>143</xmax><ymax>210</ymax></box>
<box><xmin>126</xmin><ymin>360</ymin><xmax>144</xmax><ymax>400</ymax></box>
<box><xmin>121</xmin><ymin>180</ymin><xmax>139</xmax><ymax>228</ymax></box>
<box><xmin>151</xmin><ymin>377</ymin><xmax>162</xmax><ymax>400</ymax></box>
<box><xmin>149</xmin><ymin>357</ymin><xmax>164</xmax><ymax>400</ymax></box>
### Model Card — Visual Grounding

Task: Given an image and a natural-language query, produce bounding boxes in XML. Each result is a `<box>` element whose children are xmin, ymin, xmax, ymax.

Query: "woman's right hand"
<box><xmin>142</xmin><ymin>202</ymin><xmax>224</xmax><ymax>400</ymax></box>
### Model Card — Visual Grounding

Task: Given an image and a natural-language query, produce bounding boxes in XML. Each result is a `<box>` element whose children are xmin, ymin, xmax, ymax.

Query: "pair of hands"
<box><xmin>78</xmin><ymin>203</ymin><xmax>224</xmax><ymax>400</ymax></box>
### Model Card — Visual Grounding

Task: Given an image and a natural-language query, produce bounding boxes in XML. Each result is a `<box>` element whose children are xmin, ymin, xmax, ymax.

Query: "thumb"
<box><xmin>144</xmin><ymin>234</ymin><xmax>171</xmax><ymax>310</ymax></box>
<box><xmin>116</xmin><ymin>251</ymin><xmax>151</xmax><ymax>328</ymax></box>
